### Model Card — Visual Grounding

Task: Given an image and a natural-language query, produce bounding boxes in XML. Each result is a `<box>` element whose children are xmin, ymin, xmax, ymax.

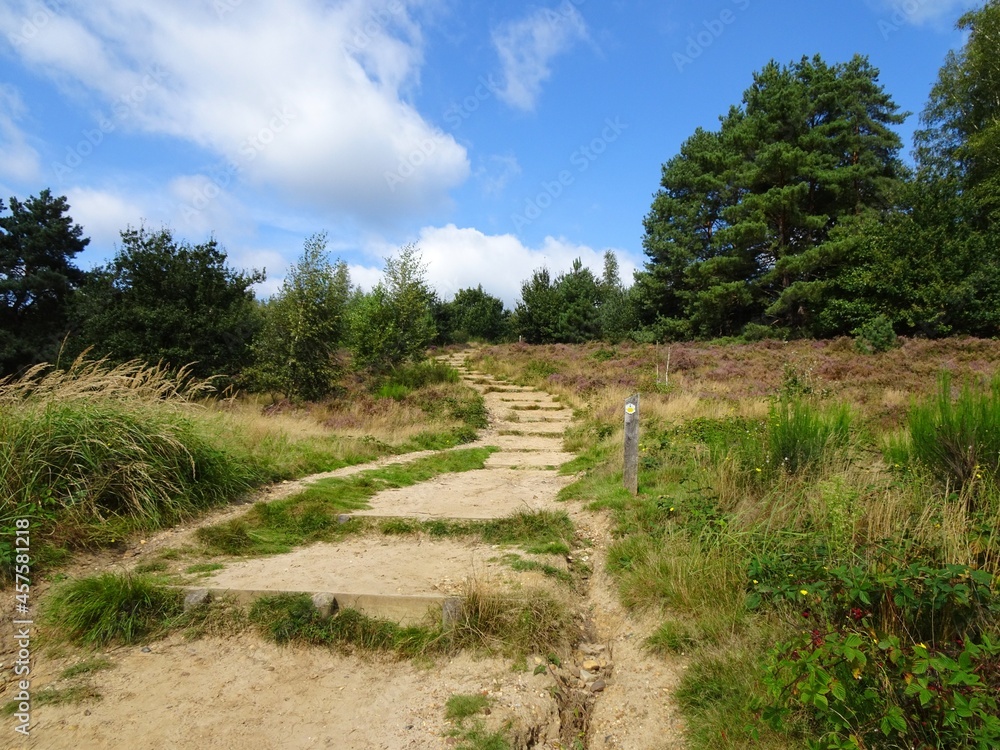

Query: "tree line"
<box><xmin>1</xmin><ymin>2</ymin><xmax>997</xmax><ymax>393</ymax></box>
<box><xmin>0</xmin><ymin>204</ymin><xmax>520</xmax><ymax>399</ymax></box>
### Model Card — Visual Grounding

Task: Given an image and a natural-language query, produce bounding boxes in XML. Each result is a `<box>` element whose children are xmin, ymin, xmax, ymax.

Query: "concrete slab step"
<box><xmin>182</xmin><ymin>587</ymin><xmax>461</xmax><ymax>627</ymax></box>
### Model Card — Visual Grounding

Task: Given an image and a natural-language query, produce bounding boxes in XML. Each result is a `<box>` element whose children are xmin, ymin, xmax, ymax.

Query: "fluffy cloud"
<box><xmin>356</xmin><ymin>224</ymin><xmax>637</xmax><ymax>307</ymax></box>
<box><xmin>0</xmin><ymin>84</ymin><xmax>40</xmax><ymax>183</ymax></box>
<box><xmin>492</xmin><ymin>2</ymin><xmax>589</xmax><ymax>111</ymax></box>
<box><xmin>0</xmin><ymin>0</ymin><xmax>469</xmax><ymax>220</ymax></box>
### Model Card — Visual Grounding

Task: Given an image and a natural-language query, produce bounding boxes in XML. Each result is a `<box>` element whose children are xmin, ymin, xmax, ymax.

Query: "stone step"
<box><xmin>182</xmin><ymin>587</ymin><xmax>462</xmax><ymax>627</ymax></box>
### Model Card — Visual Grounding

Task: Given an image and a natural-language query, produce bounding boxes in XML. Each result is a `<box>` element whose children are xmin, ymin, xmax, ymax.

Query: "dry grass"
<box><xmin>0</xmin><ymin>353</ymin><xmax>216</xmax><ymax>406</ymax></box>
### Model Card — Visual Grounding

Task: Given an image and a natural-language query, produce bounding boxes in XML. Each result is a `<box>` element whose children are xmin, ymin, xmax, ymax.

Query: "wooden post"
<box><xmin>624</xmin><ymin>393</ymin><xmax>639</xmax><ymax>495</ymax></box>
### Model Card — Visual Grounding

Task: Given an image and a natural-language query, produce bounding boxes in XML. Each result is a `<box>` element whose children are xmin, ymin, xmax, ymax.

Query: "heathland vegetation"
<box><xmin>471</xmin><ymin>340</ymin><xmax>1000</xmax><ymax>748</ymax></box>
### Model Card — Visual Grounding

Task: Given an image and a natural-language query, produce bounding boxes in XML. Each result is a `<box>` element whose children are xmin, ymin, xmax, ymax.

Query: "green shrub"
<box><xmin>387</xmin><ymin>360</ymin><xmax>458</xmax><ymax>389</ymax></box>
<box><xmin>756</xmin><ymin>559</ymin><xmax>1000</xmax><ymax>748</ymax></box>
<box><xmin>42</xmin><ymin>573</ymin><xmax>183</xmax><ymax>646</ymax></box>
<box><xmin>909</xmin><ymin>372</ymin><xmax>1000</xmax><ymax>494</ymax></box>
<box><xmin>853</xmin><ymin>314</ymin><xmax>899</xmax><ymax>354</ymax></box>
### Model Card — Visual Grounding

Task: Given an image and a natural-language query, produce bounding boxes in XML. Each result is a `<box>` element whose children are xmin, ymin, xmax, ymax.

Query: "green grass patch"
<box><xmin>451</xmin><ymin>586</ymin><xmax>573</xmax><ymax>656</ymax></box>
<box><xmin>59</xmin><ymin>657</ymin><xmax>114</xmax><ymax>680</ymax></box>
<box><xmin>445</xmin><ymin>693</ymin><xmax>490</xmax><ymax>721</ymax></box>
<box><xmin>378</xmin><ymin>512</ymin><xmax>574</xmax><ymax>556</ymax></box>
<box><xmin>133</xmin><ymin>560</ymin><xmax>169</xmax><ymax>574</ymax></box>
<box><xmin>908</xmin><ymin>372</ymin><xmax>1000</xmax><ymax>493</ymax></box>
<box><xmin>498</xmin><ymin>553</ymin><xmax>572</xmax><ymax>584</ymax></box>
<box><xmin>42</xmin><ymin>572</ymin><xmax>183</xmax><ymax>647</ymax></box>
<box><xmin>185</xmin><ymin>562</ymin><xmax>225</xmax><ymax>574</ymax></box>
<box><xmin>478</xmin><ymin>510</ymin><xmax>573</xmax><ymax>555</ymax></box>
<box><xmin>2</xmin><ymin>684</ymin><xmax>102</xmax><ymax>716</ymax></box>
<box><xmin>196</xmin><ymin>447</ymin><xmax>497</xmax><ymax>556</ymax></box>
<box><xmin>248</xmin><ymin>593</ymin><xmax>439</xmax><ymax>656</ymax></box>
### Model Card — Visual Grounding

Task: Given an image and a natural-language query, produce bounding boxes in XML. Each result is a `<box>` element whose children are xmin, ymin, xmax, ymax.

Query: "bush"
<box><xmin>853</xmin><ymin>314</ymin><xmax>898</xmax><ymax>354</ymax></box>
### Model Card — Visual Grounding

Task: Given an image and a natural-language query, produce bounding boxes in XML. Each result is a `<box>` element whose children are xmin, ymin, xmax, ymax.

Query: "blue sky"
<box><xmin>0</xmin><ymin>0</ymin><xmax>981</xmax><ymax>305</ymax></box>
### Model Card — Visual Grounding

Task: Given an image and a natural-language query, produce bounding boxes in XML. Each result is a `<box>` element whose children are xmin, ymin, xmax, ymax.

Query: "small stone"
<box><xmin>582</xmin><ymin>659</ymin><xmax>601</xmax><ymax>672</ymax></box>
<box><xmin>141</xmin><ymin>647</ymin><xmax>152</xmax><ymax>653</ymax></box>
<box><xmin>83</xmin><ymin>710</ymin><xmax>91</xmax><ymax>716</ymax></box>
<box><xmin>590</xmin><ymin>679</ymin><xmax>607</xmax><ymax>693</ymax></box>
<box><xmin>579</xmin><ymin>668</ymin><xmax>596</xmax><ymax>682</ymax></box>
<box><xmin>183</xmin><ymin>589</ymin><xmax>212</xmax><ymax>612</ymax></box>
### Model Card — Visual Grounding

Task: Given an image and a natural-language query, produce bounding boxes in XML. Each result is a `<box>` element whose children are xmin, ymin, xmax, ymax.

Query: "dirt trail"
<box><xmin>1</xmin><ymin>352</ymin><xmax>687</xmax><ymax>749</ymax></box>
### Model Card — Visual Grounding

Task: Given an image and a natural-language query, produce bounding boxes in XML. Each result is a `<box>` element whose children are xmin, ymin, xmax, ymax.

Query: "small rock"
<box><xmin>590</xmin><ymin>679</ymin><xmax>607</xmax><ymax>693</ymax></box>
<box><xmin>83</xmin><ymin>710</ymin><xmax>91</xmax><ymax>716</ymax></box>
<box><xmin>141</xmin><ymin>647</ymin><xmax>151</xmax><ymax>653</ymax></box>
<box><xmin>582</xmin><ymin>659</ymin><xmax>601</xmax><ymax>672</ymax></box>
<box><xmin>579</xmin><ymin>668</ymin><xmax>596</xmax><ymax>682</ymax></box>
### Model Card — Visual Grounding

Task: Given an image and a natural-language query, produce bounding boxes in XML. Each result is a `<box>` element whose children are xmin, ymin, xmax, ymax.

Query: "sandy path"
<box><xmin>1</xmin><ymin>350</ymin><xmax>688</xmax><ymax>749</ymax></box>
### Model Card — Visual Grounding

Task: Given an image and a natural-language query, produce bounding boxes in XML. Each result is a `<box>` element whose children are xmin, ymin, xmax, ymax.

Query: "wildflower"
<box><xmin>799</xmin><ymin>589</ymin><xmax>809</xmax><ymax>596</ymax></box>
<box><xmin>852</xmin><ymin>667</ymin><xmax>863</xmax><ymax>680</ymax></box>
<box><xmin>752</xmin><ymin>579</ymin><xmax>759</xmax><ymax>584</ymax></box>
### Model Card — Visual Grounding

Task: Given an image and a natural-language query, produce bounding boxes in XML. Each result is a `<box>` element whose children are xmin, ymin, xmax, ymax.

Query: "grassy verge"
<box><xmin>0</xmin><ymin>356</ymin><xmax>487</xmax><ymax>581</ymax></box>
<box><xmin>40</xmin><ymin>572</ymin><xmax>573</xmax><ymax>664</ymax></box>
<box><xmin>473</xmin><ymin>342</ymin><xmax>1000</xmax><ymax>750</ymax></box>
<box><xmin>195</xmin><ymin>447</ymin><xmax>498</xmax><ymax>556</ymax></box>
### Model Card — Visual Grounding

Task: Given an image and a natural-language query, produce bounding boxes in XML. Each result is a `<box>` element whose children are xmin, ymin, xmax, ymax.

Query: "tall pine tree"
<box><xmin>637</xmin><ymin>55</ymin><xmax>905</xmax><ymax>339</ymax></box>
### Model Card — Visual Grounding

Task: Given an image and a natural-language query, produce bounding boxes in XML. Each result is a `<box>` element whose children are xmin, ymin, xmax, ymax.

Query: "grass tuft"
<box><xmin>42</xmin><ymin>572</ymin><xmax>183</xmax><ymax>646</ymax></box>
<box><xmin>445</xmin><ymin>693</ymin><xmax>490</xmax><ymax>721</ymax></box>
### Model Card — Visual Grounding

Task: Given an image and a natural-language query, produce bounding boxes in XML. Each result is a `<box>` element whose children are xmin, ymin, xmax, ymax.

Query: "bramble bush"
<box><xmin>753</xmin><ymin>558</ymin><xmax>1000</xmax><ymax>748</ymax></box>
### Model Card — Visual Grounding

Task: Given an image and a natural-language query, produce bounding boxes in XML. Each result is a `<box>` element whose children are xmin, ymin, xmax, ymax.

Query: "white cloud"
<box><xmin>64</xmin><ymin>186</ymin><xmax>148</xmax><ymax>262</ymax></box>
<box><xmin>357</xmin><ymin>224</ymin><xmax>637</xmax><ymax>307</ymax></box>
<box><xmin>0</xmin><ymin>0</ymin><xmax>470</xmax><ymax>220</ymax></box>
<box><xmin>492</xmin><ymin>2</ymin><xmax>589</xmax><ymax>111</ymax></box>
<box><xmin>0</xmin><ymin>84</ymin><xmax>40</xmax><ymax>183</ymax></box>
<box><xmin>871</xmin><ymin>0</ymin><xmax>979</xmax><ymax>26</ymax></box>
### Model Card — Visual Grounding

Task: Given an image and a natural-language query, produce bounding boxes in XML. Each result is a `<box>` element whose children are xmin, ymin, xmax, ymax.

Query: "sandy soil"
<box><xmin>202</xmin><ymin>536</ymin><xmax>563</xmax><ymax>599</ymax></box>
<box><xmin>19</xmin><ymin>638</ymin><xmax>563</xmax><ymax>750</ymax></box>
<box><xmin>0</xmin><ymin>352</ymin><xmax>688</xmax><ymax>749</ymax></box>
<box><xmin>351</xmin><ymin>468</ymin><xmax>573</xmax><ymax>519</ymax></box>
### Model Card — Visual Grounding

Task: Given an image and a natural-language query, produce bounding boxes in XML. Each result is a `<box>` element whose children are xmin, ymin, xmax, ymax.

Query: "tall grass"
<box><xmin>0</xmin><ymin>356</ymin><xmax>489</xmax><ymax>581</ymax></box>
<box><xmin>908</xmin><ymin>372</ymin><xmax>1000</xmax><ymax>493</ymax></box>
<box><xmin>0</xmin><ymin>358</ymin><xmax>259</xmax><ymax>575</ymax></box>
<box><xmin>42</xmin><ymin>572</ymin><xmax>183</xmax><ymax>646</ymax></box>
